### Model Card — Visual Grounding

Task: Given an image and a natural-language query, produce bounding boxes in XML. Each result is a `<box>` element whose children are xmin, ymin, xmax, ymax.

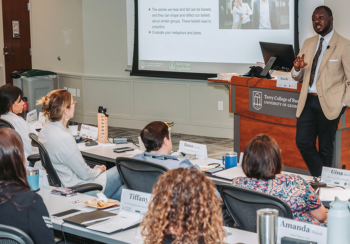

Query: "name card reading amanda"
<box><xmin>179</xmin><ymin>141</ymin><xmax>208</xmax><ymax>159</ymax></box>
<box><xmin>79</xmin><ymin>124</ymin><xmax>98</xmax><ymax>140</ymax></box>
<box><xmin>277</xmin><ymin>217</ymin><xmax>327</xmax><ymax>244</ymax></box>
<box><xmin>321</xmin><ymin>166</ymin><xmax>350</xmax><ymax>188</ymax></box>
<box><xmin>120</xmin><ymin>189</ymin><xmax>152</xmax><ymax>214</ymax></box>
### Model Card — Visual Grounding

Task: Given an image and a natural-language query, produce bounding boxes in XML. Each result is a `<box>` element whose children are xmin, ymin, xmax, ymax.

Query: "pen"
<box><xmin>81</xmin><ymin>216</ymin><xmax>112</xmax><ymax>225</ymax></box>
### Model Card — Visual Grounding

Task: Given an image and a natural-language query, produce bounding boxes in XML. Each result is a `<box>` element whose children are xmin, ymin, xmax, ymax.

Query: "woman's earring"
<box><xmin>65</xmin><ymin>114</ymin><xmax>70</xmax><ymax>121</ymax></box>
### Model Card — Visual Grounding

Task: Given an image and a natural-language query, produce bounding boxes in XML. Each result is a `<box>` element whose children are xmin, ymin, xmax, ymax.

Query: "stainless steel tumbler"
<box><xmin>257</xmin><ymin>208</ymin><xmax>278</xmax><ymax>244</ymax></box>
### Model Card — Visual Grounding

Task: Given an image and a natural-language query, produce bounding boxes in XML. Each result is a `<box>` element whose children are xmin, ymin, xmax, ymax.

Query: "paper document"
<box><xmin>87</xmin><ymin>211</ymin><xmax>141</xmax><ymax>233</ymax></box>
<box><xmin>319</xmin><ymin>188</ymin><xmax>350</xmax><ymax>202</ymax></box>
<box><xmin>212</xmin><ymin>167</ymin><xmax>245</xmax><ymax>180</ymax></box>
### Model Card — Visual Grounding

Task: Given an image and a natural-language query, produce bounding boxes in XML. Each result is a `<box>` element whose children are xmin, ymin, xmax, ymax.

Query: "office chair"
<box><xmin>0</xmin><ymin>224</ymin><xmax>34</xmax><ymax>244</ymax></box>
<box><xmin>0</xmin><ymin>118</ymin><xmax>41</xmax><ymax>167</ymax></box>
<box><xmin>116</xmin><ymin>157</ymin><xmax>169</xmax><ymax>193</ymax></box>
<box><xmin>0</xmin><ymin>118</ymin><xmax>15</xmax><ymax>129</ymax></box>
<box><xmin>218</xmin><ymin>185</ymin><xmax>293</xmax><ymax>233</ymax></box>
<box><xmin>29</xmin><ymin>133</ymin><xmax>103</xmax><ymax>193</ymax></box>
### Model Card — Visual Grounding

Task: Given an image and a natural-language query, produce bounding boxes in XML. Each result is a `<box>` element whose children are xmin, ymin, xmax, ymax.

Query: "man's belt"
<box><xmin>308</xmin><ymin>93</ymin><xmax>318</xmax><ymax>96</ymax></box>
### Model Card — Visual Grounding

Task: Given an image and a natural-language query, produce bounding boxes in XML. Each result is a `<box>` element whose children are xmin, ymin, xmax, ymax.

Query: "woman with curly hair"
<box><xmin>140</xmin><ymin>167</ymin><xmax>226</xmax><ymax>244</ymax></box>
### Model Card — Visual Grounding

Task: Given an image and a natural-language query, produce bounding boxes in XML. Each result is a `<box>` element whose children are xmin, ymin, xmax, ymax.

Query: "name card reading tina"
<box><xmin>277</xmin><ymin>217</ymin><xmax>327</xmax><ymax>244</ymax></box>
<box><xmin>80</xmin><ymin>124</ymin><xmax>98</xmax><ymax>140</ymax></box>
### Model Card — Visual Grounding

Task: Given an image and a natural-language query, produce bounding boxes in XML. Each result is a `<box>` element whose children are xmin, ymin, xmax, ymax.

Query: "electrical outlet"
<box><xmin>77</xmin><ymin>89</ymin><xmax>80</xmax><ymax>98</ymax></box>
<box><xmin>218</xmin><ymin>101</ymin><xmax>223</xmax><ymax>111</ymax></box>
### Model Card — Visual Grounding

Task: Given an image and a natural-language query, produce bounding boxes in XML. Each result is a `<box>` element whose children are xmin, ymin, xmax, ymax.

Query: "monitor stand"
<box><xmin>260</xmin><ymin>57</ymin><xmax>276</xmax><ymax>79</ymax></box>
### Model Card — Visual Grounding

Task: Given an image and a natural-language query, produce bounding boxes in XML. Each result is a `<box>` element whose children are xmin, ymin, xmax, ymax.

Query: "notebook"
<box><xmin>63</xmin><ymin>210</ymin><xmax>116</xmax><ymax>227</ymax></box>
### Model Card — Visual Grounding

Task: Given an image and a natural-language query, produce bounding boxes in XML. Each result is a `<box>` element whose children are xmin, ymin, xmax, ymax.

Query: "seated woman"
<box><xmin>38</xmin><ymin>89</ymin><xmax>123</xmax><ymax>200</ymax></box>
<box><xmin>232</xmin><ymin>134</ymin><xmax>327</xmax><ymax>226</ymax></box>
<box><xmin>0</xmin><ymin>128</ymin><xmax>55</xmax><ymax>243</ymax></box>
<box><xmin>133</xmin><ymin>121</ymin><xmax>201</xmax><ymax>171</ymax></box>
<box><xmin>140</xmin><ymin>167</ymin><xmax>226</xmax><ymax>244</ymax></box>
<box><xmin>0</xmin><ymin>84</ymin><xmax>38</xmax><ymax>165</ymax></box>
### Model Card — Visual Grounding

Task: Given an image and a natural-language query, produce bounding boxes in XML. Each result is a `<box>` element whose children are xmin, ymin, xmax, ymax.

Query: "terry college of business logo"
<box><xmin>253</xmin><ymin>91</ymin><xmax>262</xmax><ymax>110</ymax></box>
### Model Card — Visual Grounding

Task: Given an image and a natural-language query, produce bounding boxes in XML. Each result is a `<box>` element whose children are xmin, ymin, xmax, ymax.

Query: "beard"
<box><xmin>315</xmin><ymin>20</ymin><xmax>331</xmax><ymax>35</ymax></box>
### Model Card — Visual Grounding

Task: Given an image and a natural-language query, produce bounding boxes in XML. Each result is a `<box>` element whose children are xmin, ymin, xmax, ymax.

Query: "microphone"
<box><xmin>327</xmin><ymin>45</ymin><xmax>330</xmax><ymax>49</ymax></box>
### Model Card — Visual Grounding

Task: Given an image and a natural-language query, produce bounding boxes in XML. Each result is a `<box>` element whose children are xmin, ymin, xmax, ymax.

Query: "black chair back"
<box><xmin>218</xmin><ymin>185</ymin><xmax>293</xmax><ymax>233</ymax></box>
<box><xmin>0</xmin><ymin>224</ymin><xmax>34</xmax><ymax>244</ymax></box>
<box><xmin>0</xmin><ymin>118</ymin><xmax>15</xmax><ymax>129</ymax></box>
<box><xmin>116</xmin><ymin>157</ymin><xmax>168</xmax><ymax>193</ymax></box>
<box><xmin>29</xmin><ymin>133</ymin><xmax>61</xmax><ymax>187</ymax></box>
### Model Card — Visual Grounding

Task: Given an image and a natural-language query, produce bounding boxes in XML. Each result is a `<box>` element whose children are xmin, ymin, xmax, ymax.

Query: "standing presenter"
<box><xmin>292</xmin><ymin>6</ymin><xmax>350</xmax><ymax>176</ymax></box>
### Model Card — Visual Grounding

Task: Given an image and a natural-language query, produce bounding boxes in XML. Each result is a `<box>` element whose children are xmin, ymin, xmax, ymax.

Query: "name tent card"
<box><xmin>276</xmin><ymin>76</ymin><xmax>298</xmax><ymax>89</ymax></box>
<box><xmin>277</xmin><ymin>217</ymin><xmax>327</xmax><ymax>244</ymax></box>
<box><xmin>120</xmin><ymin>189</ymin><xmax>151</xmax><ymax>214</ymax></box>
<box><xmin>26</xmin><ymin>109</ymin><xmax>37</xmax><ymax>124</ymax></box>
<box><xmin>179</xmin><ymin>140</ymin><xmax>208</xmax><ymax>159</ymax></box>
<box><xmin>321</xmin><ymin>166</ymin><xmax>350</xmax><ymax>188</ymax></box>
<box><xmin>87</xmin><ymin>189</ymin><xmax>152</xmax><ymax>233</ymax></box>
<box><xmin>80</xmin><ymin>124</ymin><xmax>98</xmax><ymax>140</ymax></box>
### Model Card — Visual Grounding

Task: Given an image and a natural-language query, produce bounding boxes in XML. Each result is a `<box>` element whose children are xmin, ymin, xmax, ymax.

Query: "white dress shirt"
<box><xmin>293</xmin><ymin>29</ymin><xmax>334</xmax><ymax>94</ymax></box>
<box><xmin>39</xmin><ymin>121</ymin><xmax>106</xmax><ymax>191</ymax></box>
<box><xmin>259</xmin><ymin>0</ymin><xmax>271</xmax><ymax>29</ymax></box>
<box><xmin>1</xmin><ymin>112</ymin><xmax>38</xmax><ymax>165</ymax></box>
<box><xmin>240</xmin><ymin>3</ymin><xmax>253</xmax><ymax>24</ymax></box>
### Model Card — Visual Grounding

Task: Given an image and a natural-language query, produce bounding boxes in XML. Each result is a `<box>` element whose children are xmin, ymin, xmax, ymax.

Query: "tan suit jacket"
<box><xmin>292</xmin><ymin>31</ymin><xmax>350</xmax><ymax>120</ymax></box>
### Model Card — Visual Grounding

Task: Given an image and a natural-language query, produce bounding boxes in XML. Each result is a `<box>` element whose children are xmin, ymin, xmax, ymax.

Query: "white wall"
<box><xmin>30</xmin><ymin>0</ymin><xmax>84</xmax><ymax>75</ymax></box>
<box><xmin>82</xmin><ymin>0</ymin><xmax>129</xmax><ymax>77</ymax></box>
<box><xmin>325</xmin><ymin>0</ymin><xmax>350</xmax><ymax>40</ymax></box>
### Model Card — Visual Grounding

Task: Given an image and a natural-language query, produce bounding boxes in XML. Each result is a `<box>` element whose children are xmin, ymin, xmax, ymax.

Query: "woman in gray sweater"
<box><xmin>38</xmin><ymin>89</ymin><xmax>123</xmax><ymax>200</ymax></box>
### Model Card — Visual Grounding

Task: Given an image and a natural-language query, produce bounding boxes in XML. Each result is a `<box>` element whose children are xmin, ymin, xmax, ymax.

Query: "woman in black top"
<box><xmin>0</xmin><ymin>128</ymin><xmax>55</xmax><ymax>243</ymax></box>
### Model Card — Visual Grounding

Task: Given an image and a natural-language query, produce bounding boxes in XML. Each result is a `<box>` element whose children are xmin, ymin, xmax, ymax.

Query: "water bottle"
<box><xmin>327</xmin><ymin>197</ymin><xmax>350</xmax><ymax>244</ymax></box>
<box><xmin>97</xmin><ymin>106</ymin><xmax>109</xmax><ymax>144</ymax></box>
<box><xmin>22</xmin><ymin>97</ymin><xmax>28</xmax><ymax>120</ymax></box>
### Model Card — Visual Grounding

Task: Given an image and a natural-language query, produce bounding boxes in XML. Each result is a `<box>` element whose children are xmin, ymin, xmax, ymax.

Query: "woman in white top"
<box><xmin>38</xmin><ymin>89</ymin><xmax>124</xmax><ymax>200</ymax></box>
<box><xmin>231</xmin><ymin>0</ymin><xmax>244</xmax><ymax>29</ymax></box>
<box><xmin>238</xmin><ymin>0</ymin><xmax>252</xmax><ymax>29</ymax></box>
<box><xmin>0</xmin><ymin>84</ymin><xmax>38</xmax><ymax>165</ymax></box>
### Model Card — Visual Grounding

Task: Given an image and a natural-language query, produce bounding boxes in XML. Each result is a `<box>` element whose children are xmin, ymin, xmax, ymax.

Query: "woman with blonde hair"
<box><xmin>38</xmin><ymin>89</ymin><xmax>124</xmax><ymax>200</ymax></box>
<box><xmin>140</xmin><ymin>167</ymin><xmax>226</xmax><ymax>244</ymax></box>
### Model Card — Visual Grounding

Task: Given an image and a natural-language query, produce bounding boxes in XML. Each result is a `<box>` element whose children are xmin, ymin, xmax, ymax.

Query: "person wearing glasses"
<box><xmin>0</xmin><ymin>84</ymin><xmax>39</xmax><ymax>165</ymax></box>
<box><xmin>37</xmin><ymin>90</ymin><xmax>124</xmax><ymax>200</ymax></box>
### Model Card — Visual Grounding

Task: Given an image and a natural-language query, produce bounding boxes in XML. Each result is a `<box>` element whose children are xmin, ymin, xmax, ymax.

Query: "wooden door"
<box><xmin>2</xmin><ymin>0</ymin><xmax>32</xmax><ymax>84</ymax></box>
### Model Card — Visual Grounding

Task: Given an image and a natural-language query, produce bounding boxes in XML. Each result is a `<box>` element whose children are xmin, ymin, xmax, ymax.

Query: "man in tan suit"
<box><xmin>292</xmin><ymin>6</ymin><xmax>350</xmax><ymax>176</ymax></box>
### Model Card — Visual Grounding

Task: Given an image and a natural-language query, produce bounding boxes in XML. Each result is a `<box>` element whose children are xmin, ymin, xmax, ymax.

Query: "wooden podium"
<box><xmin>209</xmin><ymin>76</ymin><xmax>350</xmax><ymax>174</ymax></box>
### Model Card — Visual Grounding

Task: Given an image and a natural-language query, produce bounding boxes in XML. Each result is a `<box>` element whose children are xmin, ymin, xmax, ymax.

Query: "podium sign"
<box><xmin>249</xmin><ymin>88</ymin><xmax>299</xmax><ymax>119</ymax></box>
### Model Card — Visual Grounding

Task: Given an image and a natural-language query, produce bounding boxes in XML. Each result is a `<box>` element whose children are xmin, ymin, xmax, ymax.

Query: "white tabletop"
<box><xmin>38</xmin><ymin>187</ymin><xmax>258</xmax><ymax>244</ymax></box>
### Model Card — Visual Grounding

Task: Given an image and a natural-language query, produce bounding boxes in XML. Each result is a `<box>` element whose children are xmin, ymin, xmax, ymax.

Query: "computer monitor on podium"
<box><xmin>259</xmin><ymin>42</ymin><xmax>296</xmax><ymax>78</ymax></box>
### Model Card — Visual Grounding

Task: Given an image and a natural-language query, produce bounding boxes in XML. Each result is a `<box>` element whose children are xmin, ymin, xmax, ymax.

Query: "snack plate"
<box><xmin>83</xmin><ymin>198</ymin><xmax>120</xmax><ymax>209</ymax></box>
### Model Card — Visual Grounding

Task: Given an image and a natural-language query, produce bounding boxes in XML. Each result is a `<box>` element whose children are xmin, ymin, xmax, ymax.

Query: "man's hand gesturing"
<box><xmin>294</xmin><ymin>54</ymin><xmax>308</xmax><ymax>72</ymax></box>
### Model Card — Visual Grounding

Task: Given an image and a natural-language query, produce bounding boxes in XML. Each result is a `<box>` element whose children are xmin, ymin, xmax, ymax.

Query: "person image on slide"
<box><xmin>237</xmin><ymin>0</ymin><xmax>253</xmax><ymax>29</ymax></box>
<box><xmin>231</xmin><ymin>0</ymin><xmax>244</xmax><ymax>29</ymax></box>
<box><xmin>251</xmin><ymin>0</ymin><xmax>278</xmax><ymax>29</ymax></box>
<box><xmin>292</xmin><ymin>6</ymin><xmax>350</xmax><ymax>176</ymax></box>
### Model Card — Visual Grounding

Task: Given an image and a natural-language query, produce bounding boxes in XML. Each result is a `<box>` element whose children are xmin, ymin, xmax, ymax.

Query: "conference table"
<box><xmin>37</xmin><ymin>142</ymin><xmax>347</xmax><ymax>244</ymax></box>
<box><xmin>38</xmin><ymin>186</ymin><xmax>257</xmax><ymax>244</ymax></box>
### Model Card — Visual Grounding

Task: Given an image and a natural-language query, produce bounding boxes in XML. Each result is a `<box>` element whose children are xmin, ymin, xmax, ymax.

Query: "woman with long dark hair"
<box><xmin>0</xmin><ymin>128</ymin><xmax>55</xmax><ymax>243</ymax></box>
<box><xmin>140</xmin><ymin>167</ymin><xmax>226</xmax><ymax>244</ymax></box>
<box><xmin>0</xmin><ymin>84</ymin><xmax>38</xmax><ymax>165</ymax></box>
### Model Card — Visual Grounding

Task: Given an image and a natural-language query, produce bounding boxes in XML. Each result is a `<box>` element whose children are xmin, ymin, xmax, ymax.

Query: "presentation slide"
<box><xmin>137</xmin><ymin>0</ymin><xmax>296</xmax><ymax>74</ymax></box>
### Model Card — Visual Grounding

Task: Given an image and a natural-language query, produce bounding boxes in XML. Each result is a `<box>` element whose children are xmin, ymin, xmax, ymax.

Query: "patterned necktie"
<box><xmin>309</xmin><ymin>37</ymin><xmax>324</xmax><ymax>87</ymax></box>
